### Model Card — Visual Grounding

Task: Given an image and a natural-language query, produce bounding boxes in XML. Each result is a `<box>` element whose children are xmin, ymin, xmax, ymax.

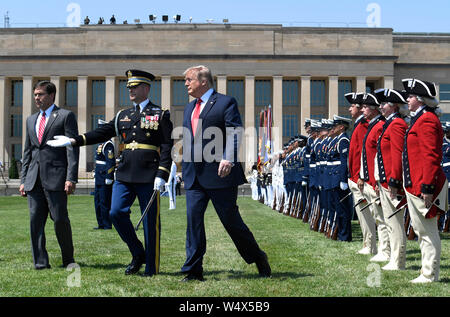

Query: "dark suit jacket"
<box><xmin>182</xmin><ymin>90</ymin><xmax>247</xmax><ymax>190</ymax></box>
<box><xmin>21</xmin><ymin>106</ymin><xmax>79</xmax><ymax>192</ymax></box>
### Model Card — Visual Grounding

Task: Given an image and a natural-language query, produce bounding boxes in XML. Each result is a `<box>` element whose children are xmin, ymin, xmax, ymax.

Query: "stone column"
<box><xmin>383</xmin><ymin>75</ymin><xmax>394</xmax><ymax>90</ymax></box>
<box><xmin>50</xmin><ymin>75</ymin><xmax>63</xmax><ymax>106</ymax></box>
<box><xmin>216</xmin><ymin>75</ymin><xmax>227</xmax><ymax>95</ymax></box>
<box><xmin>105</xmin><ymin>76</ymin><xmax>116</xmax><ymax>121</ymax></box>
<box><xmin>300</xmin><ymin>75</ymin><xmax>311</xmax><ymax>135</ymax></box>
<box><xmin>161</xmin><ymin>75</ymin><xmax>171</xmax><ymax>112</ymax></box>
<box><xmin>272</xmin><ymin>75</ymin><xmax>283</xmax><ymax>154</ymax></box>
<box><xmin>77</xmin><ymin>76</ymin><xmax>88</xmax><ymax>175</ymax></box>
<box><xmin>22</xmin><ymin>76</ymin><xmax>34</xmax><ymax>147</ymax></box>
<box><xmin>0</xmin><ymin>77</ymin><xmax>7</xmax><ymax>166</ymax></box>
<box><xmin>356</xmin><ymin>76</ymin><xmax>366</xmax><ymax>93</ymax></box>
<box><xmin>244</xmin><ymin>75</ymin><xmax>255</xmax><ymax>172</ymax></box>
<box><xmin>328</xmin><ymin>75</ymin><xmax>338</xmax><ymax>118</ymax></box>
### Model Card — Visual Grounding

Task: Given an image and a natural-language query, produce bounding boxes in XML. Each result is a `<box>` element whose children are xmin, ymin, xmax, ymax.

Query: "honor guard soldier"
<box><xmin>347</xmin><ymin>92</ymin><xmax>377</xmax><ymax>254</ymax></box>
<box><xmin>328</xmin><ymin>115</ymin><xmax>352</xmax><ymax>241</ymax></box>
<box><xmin>93</xmin><ymin>119</ymin><xmax>115</xmax><ymax>230</ymax></box>
<box><xmin>374</xmin><ymin>88</ymin><xmax>409</xmax><ymax>270</ymax></box>
<box><xmin>358</xmin><ymin>92</ymin><xmax>390</xmax><ymax>263</ymax></box>
<box><xmin>440</xmin><ymin>122</ymin><xmax>450</xmax><ymax>232</ymax></box>
<box><xmin>48</xmin><ymin>69</ymin><xmax>174</xmax><ymax>277</ymax></box>
<box><xmin>402</xmin><ymin>78</ymin><xmax>447</xmax><ymax>283</ymax></box>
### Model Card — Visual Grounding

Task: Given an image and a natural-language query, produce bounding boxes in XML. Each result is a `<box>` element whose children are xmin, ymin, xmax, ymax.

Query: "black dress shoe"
<box><xmin>181</xmin><ymin>272</ymin><xmax>205</xmax><ymax>282</ymax></box>
<box><xmin>125</xmin><ymin>254</ymin><xmax>145</xmax><ymax>275</ymax></box>
<box><xmin>93</xmin><ymin>226</ymin><xmax>104</xmax><ymax>230</ymax></box>
<box><xmin>35</xmin><ymin>264</ymin><xmax>51</xmax><ymax>270</ymax></box>
<box><xmin>256</xmin><ymin>253</ymin><xmax>272</xmax><ymax>278</ymax></box>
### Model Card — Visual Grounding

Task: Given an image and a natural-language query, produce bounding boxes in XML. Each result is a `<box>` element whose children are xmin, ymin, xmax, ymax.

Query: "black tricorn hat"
<box><xmin>362</xmin><ymin>93</ymin><xmax>380</xmax><ymax>107</ymax></box>
<box><xmin>126</xmin><ymin>69</ymin><xmax>155</xmax><ymax>88</ymax></box>
<box><xmin>375</xmin><ymin>88</ymin><xmax>408</xmax><ymax>104</ymax></box>
<box><xmin>402</xmin><ymin>78</ymin><xmax>437</xmax><ymax>98</ymax></box>
<box><xmin>345</xmin><ymin>92</ymin><xmax>365</xmax><ymax>106</ymax></box>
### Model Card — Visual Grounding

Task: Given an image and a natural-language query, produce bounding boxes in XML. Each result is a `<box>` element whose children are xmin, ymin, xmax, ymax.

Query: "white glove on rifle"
<box><xmin>340</xmin><ymin>182</ymin><xmax>349</xmax><ymax>190</ymax></box>
<box><xmin>105</xmin><ymin>179</ymin><xmax>113</xmax><ymax>185</ymax></box>
<box><xmin>47</xmin><ymin>135</ymin><xmax>72</xmax><ymax>148</ymax></box>
<box><xmin>154</xmin><ymin>177</ymin><xmax>166</xmax><ymax>191</ymax></box>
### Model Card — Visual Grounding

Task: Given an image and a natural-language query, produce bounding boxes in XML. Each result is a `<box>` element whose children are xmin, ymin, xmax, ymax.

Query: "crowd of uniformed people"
<box><xmin>251</xmin><ymin>77</ymin><xmax>450</xmax><ymax>283</ymax></box>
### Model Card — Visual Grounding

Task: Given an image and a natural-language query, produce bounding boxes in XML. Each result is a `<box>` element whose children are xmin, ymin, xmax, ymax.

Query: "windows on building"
<box><xmin>283</xmin><ymin>79</ymin><xmax>299</xmax><ymax>107</ymax></box>
<box><xmin>12</xmin><ymin>80</ymin><xmax>23</xmax><ymax>107</ymax></box>
<box><xmin>440</xmin><ymin>83</ymin><xmax>450</xmax><ymax>101</ymax></box>
<box><xmin>172</xmin><ymin>79</ymin><xmax>189</xmax><ymax>106</ymax></box>
<box><xmin>338</xmin><ymin>79</ymin><xmax>353</xmax><ymax>117</ymax></box>
<box><xmin>255</xmin><ymin>79</ymin><xmax>272</xmax><ymax>107</ymax></box>
<box><xmin>283</xmin><ymin>114</ymin><xmax>298</xmax><ymax>137</ymax></box>
<box><xmin>92</xmin><ymin>80</ymin><xmax>106</xmax><ymax>106</ymax></box>
<box><xmin>118</xmin><ymin>80</ymin><xmax>132</xmax><ymax>107</ymax></box>
<box><xmin>227</xmin><ymin>79</ymin><xmax>245</xmax><ymax>107</ymax></box>
<box><xmin>65</xmin><ymin>80</ymin><xmax>78</xmax><ymax>107</ymax></box>
<box><xmin>311</xmin><ymin>80</ymin><xmax>326</xmax><ymax>107</ymax></box>
<box><xmin>149</xmin><ymin>79</ymin><xmax>161</xmax><ymax>106</ymax></box>
<box><xmin>10</xmin><ymin>114</ymin><xmax>22</xmax><ymax>137</ymax></box>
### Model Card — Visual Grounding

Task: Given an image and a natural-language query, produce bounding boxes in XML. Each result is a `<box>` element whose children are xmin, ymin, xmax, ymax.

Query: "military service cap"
<box><xmin>126</xmin><ymin>69</ymin><xmax>155</xmax><ymax>88</ymax></box>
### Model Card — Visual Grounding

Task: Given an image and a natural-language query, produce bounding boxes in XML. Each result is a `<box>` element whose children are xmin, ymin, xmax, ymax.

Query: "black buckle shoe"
<box><xmin>256</xmin><ymin>253</ymin><xmax>272</xmax><ymax>278</ymax></box>
<box><xmin>125</xmin><ymin>254</ymin><xmax>145</xmax><ymax>275</ymax></box>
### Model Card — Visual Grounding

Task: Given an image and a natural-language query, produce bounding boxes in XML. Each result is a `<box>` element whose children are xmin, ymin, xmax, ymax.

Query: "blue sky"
<box><xmin>1</xmin><ymin>0</ymin><xmax>449</xmax><ymax>32</ymax></box>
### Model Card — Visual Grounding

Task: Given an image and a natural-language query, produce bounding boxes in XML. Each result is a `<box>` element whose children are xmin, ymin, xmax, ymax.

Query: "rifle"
<box><xmin>359</xmin><ymin>197</ymin><xmax>380</xmax><ymax>213</ymax></box>
<box><xmin>284</xmin><ymin>192</ymin><xmax>292</xmax><ymax>216</ymax></box>
<box><xmin>302</xmin><ymin>192</ymin><xmax>311</xmax><ymax>223</ymax></box>
<box><xmin>339</xmin><ymin>191</ymin><xmax>352</xmax><ymax>203</ymax></box>
<box><xmin>329</xmin><ymin>212</ymin><xmax>338</xmax><ymax>240</ymax></box>
<box><xmin>135</xmin><ymin>189</ymin><xmax>159</xmax><ymax>231</ymax></box>
<box><xmin>290</xmin><ymin>190</ymin><xmax>297</xmax><ymax>217</ymax></box>
<box><xmin>279</xmin><ymin>192</ymin><xmax>285</xmax><ymax>214</ymax></box>
<box><xmin>272</xmin><ymin>190</ymin><xmax>277</xmax><ymax>210</ymax></box>
<box><xmin>295</xmin><ymin>191</ymin><xmax>302</xmax><ymax>219</ymax></box>
<box><xmin>308</xmin><ymin>196</ymin><xmax>317</xmax><ymax>229</ymax></box>
<box><xmin>443</xmin><ymin>211</ymin><xmax>449</xmax><ymax>233</ymax></box>
<box><xmin>403</xmin><ymin>208</ymin><xmax>416</xmax><ymax>240</ymax></box>
<box><xmin>312</xmin><ymin>196</ymin><xmax>321</xmax><ymax>231</ymax></box>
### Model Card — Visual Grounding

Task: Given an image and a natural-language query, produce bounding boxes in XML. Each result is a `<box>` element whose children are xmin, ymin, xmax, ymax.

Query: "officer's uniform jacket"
<box><xmin>348</xmin><ymin>115</ymin><xmax>368</xmax><ymax>184</ymax></box>
<box><xmin>375</xmin><ymin>113</ymin><xmax>407</xmax><ymax>190</ymax></box>
<box><xmin>402</xmin><ymin>106</ymin><xmax>447</xmax><ymax>217</ymax></box>
<box><xmin>360</xmin><ymin>115</ymin><xmax>385</xmax><ymax>188</ymax></box>
<box><xmin>94</xmin><ymin>140</ymin><xmax>115</xmax><ymax>186</ymax></box>
<box><xmin>74</xmin><ymin>100</ymin><xmax>173</xmax><ymax>183</ymax></box>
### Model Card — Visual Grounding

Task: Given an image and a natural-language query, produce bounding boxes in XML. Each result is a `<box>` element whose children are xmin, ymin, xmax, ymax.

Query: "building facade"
<box><xmin>1</xmin><ymin>24</ymin><xmax>449</xmax><ymax>175</ymax></box>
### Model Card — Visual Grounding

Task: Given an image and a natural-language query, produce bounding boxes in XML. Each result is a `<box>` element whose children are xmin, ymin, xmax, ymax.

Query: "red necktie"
<box><xmin>191</xmin><ymin>98</ymin><xmax>202</xmax><ymax>136</ymax></box>
<box><xmin>38</xmin><ymin>112</ymin><xmax>46</xmax><ymax>144</ymax></box>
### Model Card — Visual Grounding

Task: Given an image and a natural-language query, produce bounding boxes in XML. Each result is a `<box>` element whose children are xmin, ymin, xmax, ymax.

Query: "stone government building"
<box><xmin>0</xmin><ymin>23</ymin><xmax>449</xmax><ymax>176</ymax></box>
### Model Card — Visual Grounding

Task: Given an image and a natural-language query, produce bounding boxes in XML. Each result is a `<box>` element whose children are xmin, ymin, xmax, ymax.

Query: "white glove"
<box><xmin>302</xmin><ymin>181</ymin><xmax>307</xmax><ymax>187</ymax></box>
<box><xmin>47</xmin><ymin>135</ymin><xmax>72</xmax><ymax>148</ymax></box>
<box><xmin>105</xmin><ymin>179</ymin><xmax>113</xmax><ymax>185</ymax></box>
<box><xmin>340</xmin><ymin>182</ymin><xmax>349</xmax><ymax>190</ymax></box>
<box><xmin>154</xmin><ymin>177</ymin><xmax>166</xmax><ymax>191</ymax></box>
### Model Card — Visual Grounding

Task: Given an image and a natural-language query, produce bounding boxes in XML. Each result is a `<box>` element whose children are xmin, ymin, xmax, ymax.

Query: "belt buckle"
<box><xmin>130</xmin><ymin>140</ymin><xmax>138</xmax><ymax>151</ymax></box>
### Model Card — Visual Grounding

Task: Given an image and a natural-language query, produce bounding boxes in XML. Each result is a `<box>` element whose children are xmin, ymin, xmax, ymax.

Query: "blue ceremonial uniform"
<box><xmin>329</xmin><ymin>133</ymin><xmax>352</xmax><ymax>241</ymax></box>
<box><xmin>440</xmin><ymin>134</ymin><xmax>450</xmax><ymax>231</ymax></box>
<box><xmin>94</xmin><ymin>140</ymin><xmax>115</xmax><ymax>229</ymax></box>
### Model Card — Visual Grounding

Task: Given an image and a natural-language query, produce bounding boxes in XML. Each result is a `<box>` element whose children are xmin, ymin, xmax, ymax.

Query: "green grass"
<box><xmin>0</xmin><ymin>195</ymin><xmax>448</xmax><ymax>297</ymax></box>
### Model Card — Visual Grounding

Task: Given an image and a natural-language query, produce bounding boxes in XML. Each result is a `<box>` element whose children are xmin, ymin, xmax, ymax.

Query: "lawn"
<box><xmin>0</xmin><ymin>194</ymin><xmax>448</xmax><ymax>298</ymax></box>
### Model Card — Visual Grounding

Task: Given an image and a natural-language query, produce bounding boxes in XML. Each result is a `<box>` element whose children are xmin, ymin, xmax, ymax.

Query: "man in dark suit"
<box><xmin>19</xmin><ymin>81</ymin><xmax>79</xmax><ymax>270</ymax></box>
<box><xmin>180</xmin><ymin>65</ymin><xmax>271</xmax><ymax>282</ymax></box>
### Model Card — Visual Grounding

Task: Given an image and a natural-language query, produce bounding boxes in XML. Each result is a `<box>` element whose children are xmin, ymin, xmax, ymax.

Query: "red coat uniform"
<box><xmin>377</xmin><ymin>115</ymin><xmax>407</xmax><ymax>190</ymax></box>
<box><xmin>360</xmin><ymin>116</ymin><xmax>385</xmax><ymax>188</ymax></box>
<box><xmin>403</xmin><ymin>108</ymin><xmax>446</xmax><ymax>217</ymax></box>
<box><xmin>348</xmin><ymin>116</ymin><xmax>368</xmax><ymax>184</ymax></box>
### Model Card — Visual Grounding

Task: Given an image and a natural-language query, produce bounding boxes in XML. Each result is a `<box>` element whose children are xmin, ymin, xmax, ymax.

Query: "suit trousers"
<box><xmin>404</xmin><ymin>190</ymin><xmax>441</xmax><ymax>281</ymax></box>
<box><xmin>364</xmin><ymin>183</ymin><xmax>390</xmax><ymax>258</ymax></box>
<box><xmin>348</xmin><ymin>179</ymin><xmax>377</xmax><ymax>253</ymax></box>
<box><xmin>181</xmin><ymin>179</ymin><xmax>265</xmax><ymax>274</ymax></box>
<box><xmin>110</xmin><ymin>180</ymin><xmax>160</xmax><ymax>275</ymax></box>
<box><xmin>379</xmin><ymin>184</ymin><xmax>406</xmax><ymax>269</ymax></box>
<box><xmin>27</xmin><ymin>177</ymin><xmax>74</xmax><ymax>268</ymax></box>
